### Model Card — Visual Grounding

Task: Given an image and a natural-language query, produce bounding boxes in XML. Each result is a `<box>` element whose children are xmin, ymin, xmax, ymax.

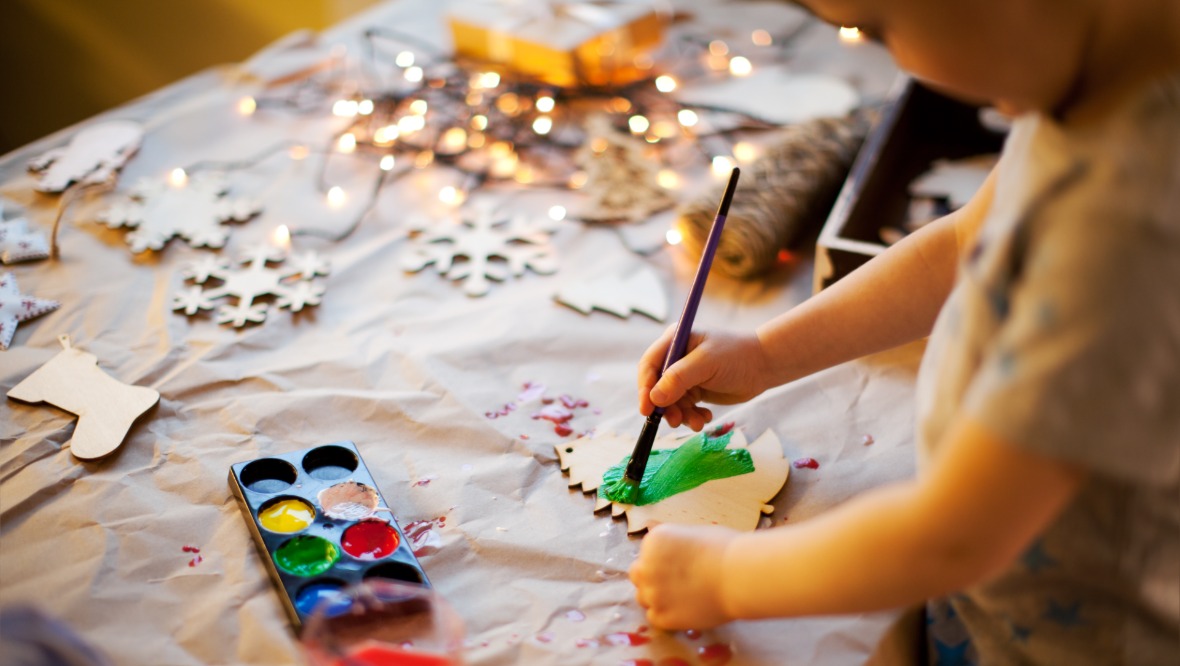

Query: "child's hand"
<box><xmin>630</xmin><ymin>524</ymin><xmax>738</xmax><ymax>629</ymax></box>
<box><xmin>638</xmin><ymin>328</ymin><xmax>770</xmax><ymax>430</ymax></box>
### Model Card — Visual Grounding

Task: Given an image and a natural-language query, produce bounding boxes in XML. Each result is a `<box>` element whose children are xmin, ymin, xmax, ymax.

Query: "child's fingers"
<box><xmin>637</xmin><ymin>326</ymin><xmax>676</xmax><ymax>414</ymax></box>
<box><xmin>651</xmin><ymin>355</ymin><xmax>709</xmax><ymax>407</ymax></box>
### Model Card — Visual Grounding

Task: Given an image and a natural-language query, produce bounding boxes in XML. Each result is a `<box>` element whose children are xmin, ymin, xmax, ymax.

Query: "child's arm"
<box><xmin>629</xmin><ymin>415</ymin><xmax>1086</xmax><ymax>629</ymax></box>
<box><xmin>644</xmin><ymin>170</ymin><xmax>997</xmax><ymax>430</ymax></box>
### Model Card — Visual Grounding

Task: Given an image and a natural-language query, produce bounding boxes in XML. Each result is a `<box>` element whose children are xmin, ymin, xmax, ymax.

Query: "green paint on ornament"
<box><xmin>601</xmin><ymin>430</ymin><xmax>754</xmax><ymax>505</ymax></box>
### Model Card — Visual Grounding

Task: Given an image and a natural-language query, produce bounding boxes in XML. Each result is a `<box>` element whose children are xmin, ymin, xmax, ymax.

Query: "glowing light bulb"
<box><xmin>373</xmin><ymin>125</ymin><xmax>399</xmax><ymax>145</ymax></box>
<box><xmin>337</xmin><ymin>133</ymin><xmax>357</xmax><ymax>153</ymax></box>
<box><xmin>652</xmin><ymin>120</ymin><xmax>677</xmax><ymax>138</ymax></box>
<box><xmin>666</xmin><ymin>228</ymin><xmax>683</xmax><ymax>245</ymax></box>
<box><xmin>332</xmin><ymin>99</ymin><xmax>358</xmax><ymax>117</ymax></box>
<box><xmin>752</xmin><ymin>29</ymin><xmax>772</xmax><ymax>46</ymax></box>
<box><xmin>272</xmin><ymin>224</ymin><xmax>291</xmax><ymax>249</ymax></box>
<box><xmin>532</xmin><ymin>116</ymin><xmax>553</xmax><ymax>135</ymax></box>
<box><xmin>548</xmin><ymin>205</ymin><xmax>566</xmax><ymax>221</ymax></box>
<box><xmin>678</xmin><ymin>109</ymin><xmax>699</xmax><ymax>127</ymax></box>
<box><xmin>289</xmin><ymin>145</ymin><xmax>309</xmax><ymax>160</ymax></box>
<box><xmin>657</xmin><ymin>169</ymin><xmax>681</xmax><ymax>190</ymax></box>
<box><xmin>711</xmin><ymin>155</ymin><xmax>735</xmax><ymax>177</ymax></box>
<box><xmin>628</xmin><ymin>115</ymin><xmax>650</xmax><ymax>134</ymax></box>
<box><xmin>481</xmin><ymin>72</ymin><xmax>501</xmax><ymax>88</ymax></box>
<box><xmin>655</xmin><ymin>75</ymin><xmax>677</xmax><ymax>93</ymax></box>
<box><xmin>237</xmin><ymin>96</ymin><xmax>257</xmax><ymax>116</ymax></box>
<box><xmin>439</xmin><ymin>186</ymin><xmax>465</xmax><ymax>206</ymax></box>
<box><xmin>729</xmin><ymin>56</ymin><xmax>753</xmax><ymax>76</ymax></box>
<box><xmin>839</xmin><ymin>26</ymin><xmax>864</xmax><ymax>43</ymax></box>
<box><xmin>440</xmin><ymin>127</ymin><xmax>469</xmax><ymax>154</ymax></box>
<box><xmin>169</xmin><ymin>168</ymin><xmax>187</xmax><ymax>187</ymax></box>
<box><xmin>535</xmin><ymin>96</ymin><xmax>555</xmax><ymax>113</ymax></box>
<box><xmin>708</xmin><ymin>40</ymin><xmax>730</xmax><ymax>56</ymax></box>
<box><xmin>405</xmin><ymin>66</ymin><xmax>424</xmax><ymax>82</ymax></box>
<box><xmin>409</xmin><ymin>99</ymin><xmax>428</xmax><ymax>115</ymax></box>
<box><xmin>380</xmin><ymin>155</ymin><xmax>395</xmax><ymax>171</ymax></box>
<box><xmin>395</xmin><ymin>51</ymin><xmax>415</xmax><ymax>67</ymax></box>
<box><xmin>414</xmin><ymin>150</ymin><xmax>435</xmax><ymax>168</ymax></box>
<box><xmin>467</xmin><ymin>132</ymin><xmax>486</xmax><ymax>149</ymax></box>
<box><xmin>398</xmin><ymin>115</ymin><xmax>426</xmax><ymax>133</ymax></box>
<box><xmin>733</xmin><ymin>141</ymin><xmax>758</xmax><ymax>163</ymax></box>
<box><xmin>358</xmin><ymin>99</ymin><xmax>375</xmax><ymax>115</ymax></box>
<box><xmin>327</xmin><ymin>186</ymin><xmax>346</xmax><ymax>207</ymax></box>
<box><xmin>569</xmin><ymin>170</ymin><xmax>588</xmax><ymax>189</ymax></box>
<box><xmin>471</xmin><ymin>114</ymin><xmax>488</xmax><ymax>131</ymax></box>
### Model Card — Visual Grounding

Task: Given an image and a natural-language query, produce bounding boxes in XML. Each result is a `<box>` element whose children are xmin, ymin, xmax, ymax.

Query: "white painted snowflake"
<box><xmin>0</xmin><ymin>202</ymin><xmax>50</xmax><ymax>264</ymax></box>
<box><xmin>401</xmin><ymin>212</ymin><xmax>558</xmax><ymax>296</ymax></box>
<box><xmin>172</xmin><ymin>246</ymin><xmax>328</xmax><ymax>327</ymax></box>
<box><xmin>98</xmin><ymin>172</ymin><xmax>262</xmax><ymax>254</ymax></box>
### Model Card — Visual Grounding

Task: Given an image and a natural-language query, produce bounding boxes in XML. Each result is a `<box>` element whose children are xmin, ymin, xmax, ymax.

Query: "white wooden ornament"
<box><xmin>402</xmin><ymin>212</ymin><xmax>558</xmax><ymax>297</ymax></box>
<box><xmin>0</xmin><ymin>202</ymin><xmax>50</xmax><ymax>264</ymax></box>
<box><xmin>98</xmin><ymin>172</ymin><xmax>263</xmax><ymax>254</ymax></box>
<box><xmin>0</xmin><ymin>273</ymin><xmax>60</xmax><ymax>350</ymax></box>
<box><xmin>27</xmin><ymin>121</ymin><xmax>144</xmax><ymax>193</ymax></box>
<box><xmin>555</xmin><ymin>266</ymin><xmax>667</xmax><ymax>321</ymax></box>
<box><xmin>556</xmin><ymin>428</ymin><xmax>790</xmax><ymax>533</ymax></box>
<box><xmin>172</xmin><ymin>245</ymin><xmax>328</xmax><ymax>327</ymax></box>
<box><xmin>7</xmin><ymin>335</ymin><xmax>159</xmax><ymax>460</ymax></box>
<box><xmin>676</xmin><ymin>69</ymin><xmax>859</xmax><ymax>126</ymax></box>
<box><xmin>909</xmin><ymin>154</ymin><xmax>999</xmax><ymax>210</ymax></box>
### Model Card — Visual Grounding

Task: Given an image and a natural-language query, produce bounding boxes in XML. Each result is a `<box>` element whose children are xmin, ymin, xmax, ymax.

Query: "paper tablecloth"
<box><xmin>0</xmin><ymin>2</ymin><xmax>918</xmax><ymax>664</ymax></box>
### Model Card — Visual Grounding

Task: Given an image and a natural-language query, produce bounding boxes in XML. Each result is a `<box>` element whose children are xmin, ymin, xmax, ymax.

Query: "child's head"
<box><xmin>792</xmin><ymin>0</ymin><xmax>1093</xmax><ymax>115</ymax></box>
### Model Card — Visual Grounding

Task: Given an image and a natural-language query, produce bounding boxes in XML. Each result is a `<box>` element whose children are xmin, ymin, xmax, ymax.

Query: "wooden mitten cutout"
<box><xmin>8</xmin><ymin>335</ymin><xmax>159</xmax><ymax>460</ymax></box>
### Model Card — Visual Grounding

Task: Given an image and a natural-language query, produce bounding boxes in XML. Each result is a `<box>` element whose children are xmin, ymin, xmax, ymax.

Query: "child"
<box><xmin>629</xmin><ymin>0</ymin><xmax>1180</xmax><ymax>663</ymax></box>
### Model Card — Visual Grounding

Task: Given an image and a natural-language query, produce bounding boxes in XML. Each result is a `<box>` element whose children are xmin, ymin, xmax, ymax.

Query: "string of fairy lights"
<box><xmin>159</xmin><ymin>13</ymin><xmax>870</xmax><ymax>246</ymax></box>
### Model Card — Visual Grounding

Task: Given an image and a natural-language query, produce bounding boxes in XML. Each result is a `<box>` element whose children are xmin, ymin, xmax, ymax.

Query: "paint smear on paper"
<box><xmin>575</xmin><ymin>630</ymin><xmax>652</xmax><ymax>648</ymax></box>
<box><xmin>341</xmin><ymin>520</ymin><xmax>400</xmax><ymax>560</ymax></box>
<box><xmin>792</xmin><ymin>457</ymin><xmax>820</xmax><ymax>470</ymax></box>
<box><xmin>259</xmin><ymin>498</ymin><xmax>315</xmax><ymax>532</ymax></box>
<box><xmin>188</xmin><ymin>555</ymin><xmax>203</xmax><ymax>567</ymax></box>
<box><xmin>862</xmin><ymin>434</ymin><xmax>875</xmax><ymax>446</ymax></box>
<box><xmin>275</xmin><ymin>535</ymin><xmax>340</xmax><ymax>577</ymax></box>
<box><xmin>601</xmin><ymin>430</ymin><xmax>754</xmax><ymax>505</ymax></box>
<box><xmin>402</xmin><ymin>516</ymin><xmax>445</xmax><ymax>556</ymax></box>
<box><xmin>698</xmin><ymin>643</ymin><xmax>733</xmax><ymax>664</ymax></box>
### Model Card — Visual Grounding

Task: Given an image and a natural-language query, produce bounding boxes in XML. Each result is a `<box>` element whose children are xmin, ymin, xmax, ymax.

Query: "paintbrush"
<box><xmin>610</xmin><ymin>167</ymin><xmax>741</xmax><ymax>504</ymax></box>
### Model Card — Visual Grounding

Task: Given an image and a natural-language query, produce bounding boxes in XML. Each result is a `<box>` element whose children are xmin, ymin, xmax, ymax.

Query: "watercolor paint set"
<box><xmin>229</xmin><ymin>441</ymin><xmax>431</xmax><ymax>629</ymax></box>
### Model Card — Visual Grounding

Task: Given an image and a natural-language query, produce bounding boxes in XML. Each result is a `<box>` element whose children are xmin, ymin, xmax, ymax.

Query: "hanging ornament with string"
<box><xmin>572</xmin><ymin>115</ymin><xmax>675</xmax><ymax>224</ymax></box>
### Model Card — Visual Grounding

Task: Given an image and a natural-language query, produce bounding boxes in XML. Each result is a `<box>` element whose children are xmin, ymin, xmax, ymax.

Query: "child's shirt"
<box><xmin>914</xmin><ymin>74</ymin><xmax>1180</xmax><ymax>664</ymax></box>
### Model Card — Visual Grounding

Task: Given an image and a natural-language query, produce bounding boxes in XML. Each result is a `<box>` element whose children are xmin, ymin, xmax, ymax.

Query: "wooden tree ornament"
<box><xmin>7</xmin><ymin>335</ymin><xmax>159</xmax><ymax>460</ymax></box>
<box><xmin>556</xmin><ymin>427</ymin><xmax>789</xmax><ymax>533</ymax></box>
<box><xmin>554</xmin><ymin>265</ymin><xmax>668</xmax><ymax>321</ymax></box>
<box><xmin>27</xmin><ymin>121</ymin><xmax>144</xmax><ymax>193</ymax></box>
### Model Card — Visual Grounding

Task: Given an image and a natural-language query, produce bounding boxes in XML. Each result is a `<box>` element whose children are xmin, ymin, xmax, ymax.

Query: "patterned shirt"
<box><xmin>916</xmin><ymin>74</ymin><xmax>1180</xmax><ymax>664</ymax></box>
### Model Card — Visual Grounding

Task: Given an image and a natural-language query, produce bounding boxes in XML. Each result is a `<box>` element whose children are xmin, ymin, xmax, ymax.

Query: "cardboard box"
<box><xmin>814</xmin><ymin>76</ymin><xmax>1006</xmax><ymax>292</ymax></box>
<box><xmin>448</xmin><ymin>1</ymin><xmax>663</xmax><ymax>88</ymax></box>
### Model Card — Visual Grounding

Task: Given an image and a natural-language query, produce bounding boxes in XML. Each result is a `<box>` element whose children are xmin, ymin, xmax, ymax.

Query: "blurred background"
<box><xmin>0</xmin><ymin>0</ymin><xmax>382</xmax><ymax>154</ymax></box>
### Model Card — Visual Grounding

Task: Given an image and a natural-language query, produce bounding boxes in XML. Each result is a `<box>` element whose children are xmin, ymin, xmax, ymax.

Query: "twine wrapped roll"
<box><xmin>677</xmin><ymin>109</ymin><xmax>876</xmax><ymax>279</ymax></box>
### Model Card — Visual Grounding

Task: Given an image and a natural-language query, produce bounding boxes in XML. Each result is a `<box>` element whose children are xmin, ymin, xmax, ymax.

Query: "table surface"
<box><xmin>0</xmin><ymin>2</ymin><xmax>921</xmax><ymax>664</ymax></box>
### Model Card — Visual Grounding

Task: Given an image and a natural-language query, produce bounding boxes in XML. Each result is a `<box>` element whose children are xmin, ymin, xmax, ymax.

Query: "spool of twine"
<box><xmin>677</xmin><ymin>108</ymin><xmax>876</xmax><ymax>279</ymax></box>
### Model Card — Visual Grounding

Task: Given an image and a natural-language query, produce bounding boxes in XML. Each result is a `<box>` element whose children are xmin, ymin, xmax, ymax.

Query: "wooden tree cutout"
<box><xmin>556</xmin><ymin>427</ymin><xmax>789</xmax><ymax>533</ymax></box>
<box><xmin>27</xmin><ymin>120</ymin><xmax>143</xmax><ymax>193</ymax></box>
<box><xmin>7</xmin><ymin>335</ymin><xmax>159</xmax><ymax>460</ymax></box>
<box><xmin>554</xmin><ymin>266</ymin><xmax>668</xmax><ymax>321</ymax></box>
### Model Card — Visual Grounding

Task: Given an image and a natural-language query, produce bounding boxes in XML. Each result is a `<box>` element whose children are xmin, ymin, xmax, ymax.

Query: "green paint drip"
<box><xmin>602</xmin><ymin>431</ymin><xmax>755</xmax><ymax>505</ymax></box>
<box><xmin>274</xmin><ymin>535</ymin><xmax>340</xmax><ymax>577</ymax></box>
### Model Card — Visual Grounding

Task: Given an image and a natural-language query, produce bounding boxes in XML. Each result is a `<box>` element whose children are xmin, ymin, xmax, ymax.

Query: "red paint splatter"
<box><xmin>517</xmin><ymin>382</ymin><xmax>547</xmax><ymax>403</ymax></box>
<box><xmin>637</xmin><ymin>626</ymin><xmax>649</xmax><ymax>633</ymax></box>
<box><xmin>576</xmin><ymin>629</ymin><xmax>653</xmax><ymax>648</ymax></box>
<box><xmin>402</xmin><ymin>517</ymin><xmax>445</xmax><ymax>556</ymax></box>
<box><xmin>413</xmin><ymin>475</ymin><xmax>437</xmax><ymax>487</ymax></box>
<box><xmin>792</xmin><ymin>457</ymin><xmax>820</xmax><ymax>470</ymax></box>
<box><xmin>698</xmin><ymin>643</ymin><xmax>733</xmax><ymax>665</ymax></box>
<box><xmin>565</xmin><ymin>609</ymin><xmax>586</xmax><ymax>622</ymax></box>
<box><xmin>485</xmin><ymin>402</ymin><xmax>517</xmax><ymax>419</ymax></box>
<box><xmin>188</xmin><ymin>555</ymin><xmax>203</xmax><ymax>567</ymax></box>
<box><xmin>534</xmin><ymin>632</ymin><xmax>555</xmax><ymax>644</ymax></box>
<box><xmin>620</xmin><ymin>660</ymin><xmax>653</xmax><ymax>666</ymax></box>
<box><xmin>533</xmin><ymin>403</ymin><xmax>574</xmax><ymax>424</ymax></box>
<box><xmin>684</xmin><ymin>629</ymin><xmax>701</xmax><ymax>640</ymax></box>
<box><xmin>541</xmin><ymin>397</ymin><xmax>555</xmax><ymax>405</ymax></box>
<box><xmin>520</xmin><ymin>434</ymin><xmax>530</xmax><ymax>440</ymax></box>
<box><xmin>555</xmin><ymin>423</ymin><xmax>573</xmax><ymax>437</ymax></box>
<box><xmin>658</xmin><ymin>660</ymin><xmax>690</xmax><ymax>666</ymax></box>
<box><xmin>182</xmin><ymin>545</ymin><xmax>201</xmax><ymax>553</ymax></box>
<box><xmin>559</xmin><ymin>394</ymin><xmax>589</xmax><ymax>409</ymax></box>
<box><xmin>862</xmin><ymin>434</ymin><xmax>875</xmax><ymax>446</ymax></box>
<box><xmin>710</xmin><ymin>421</ymin><xmax>735</xmax><ymax>436</ymax></box>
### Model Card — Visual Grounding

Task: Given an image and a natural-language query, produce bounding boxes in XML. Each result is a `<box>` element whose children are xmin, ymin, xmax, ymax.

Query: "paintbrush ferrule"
<box><xmin>625</xmin><ymin>412</ymin><xmax>663</xmax><ymax>482</ymax></box>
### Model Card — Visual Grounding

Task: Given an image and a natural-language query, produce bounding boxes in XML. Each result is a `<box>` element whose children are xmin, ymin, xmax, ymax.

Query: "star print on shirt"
<box><xmin>1020</xmin><ymin>540</ymin><xmax>1057</xmax><ymax>572</ymax></box>
<box><xmin>933</xmin><ymin>638</ymin><xmax>973</xmax><ymax>666</ymax></box>
<box><xmin>1043</xmin><ymin>600</ymin><xmax>1085</xmax><ymax>627</ymax></box>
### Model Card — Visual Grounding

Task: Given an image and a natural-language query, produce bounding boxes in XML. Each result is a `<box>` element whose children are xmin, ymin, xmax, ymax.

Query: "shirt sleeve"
<box><xmin>962</xmin><ymin>183</ymin><xmax>1180</xmax><ymax>486</ymax></box>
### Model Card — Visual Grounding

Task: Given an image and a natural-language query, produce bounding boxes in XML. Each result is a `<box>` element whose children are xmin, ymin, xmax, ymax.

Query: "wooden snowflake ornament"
<box><xmin>28</xmin><ymin>120</ymin><xmax>143</xmax><ymax>193</ymax></box>
<box><xmin>0</xmin><ymin>202</ymin><xmax>50</xmax><ymax>264</ymax></box>
<box><xmin>402</xmin><ymin>212</ymin><xmax>558</xmax><ymax>296</ymax></box>
<box><xmin>0</xmin><ymin>273</ymin><xmax>60</xmax><ymax>350</ymax></box>
<box><xmin>98</xmin><ymin>172</ymin><xmax>262</xmax><ymax>253</ymax></box>
<box><xmin>172</xmin><ymin>245</ymin><xmax>328</xmax><ymax>327</ymax></box>
<box><xmin>556</xmin><ymin>426</ymin><xmax>790</xmax><ymax>534</ymax></box>
<box><xmin>555</xmin><ymin>266</ymin><xmax>667</xmax><ymax>321</ymax></box>
<box><xmin>8</xmin><ymin>335</ymin><xmax>159</xmax><ymax>460</ymax></box>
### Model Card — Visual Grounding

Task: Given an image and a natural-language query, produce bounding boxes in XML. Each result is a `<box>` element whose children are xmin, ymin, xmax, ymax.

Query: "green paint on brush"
<box><xmin>601</xmin><ymin>431</ymin><xmax>755</xmax><ymax>505</ymax></box>
<box><xmin>274</xmin><ymin>535</ymin><xmax>340</xmax><ymax>577</ymax></box>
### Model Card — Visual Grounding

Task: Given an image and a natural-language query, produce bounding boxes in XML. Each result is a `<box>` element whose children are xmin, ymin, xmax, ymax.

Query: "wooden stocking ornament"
<box><xmin>8</xmin><ymin>335</ymin><xmax>160</xmax><ymax>460</ymax></box>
